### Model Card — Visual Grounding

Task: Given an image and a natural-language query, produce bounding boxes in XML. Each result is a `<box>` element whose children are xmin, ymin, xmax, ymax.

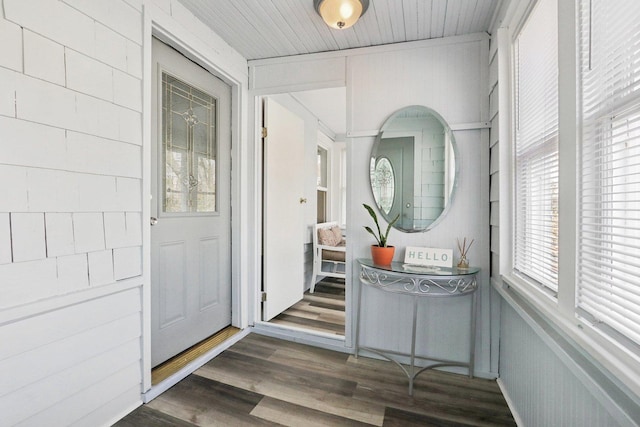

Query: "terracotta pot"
<box><xmin>371</xmin><ymin>245</ymin><xmax>395</xmax><ymax>265</ymax></box>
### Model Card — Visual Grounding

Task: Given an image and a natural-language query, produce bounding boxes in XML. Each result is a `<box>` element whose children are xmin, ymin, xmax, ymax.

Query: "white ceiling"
<box><xmin>176</xmin><ymin>0</ymin><xmax>501</xmax><ymax>135</ymax></box>
<box><xmin>177</xmin><ymin>0</ymin><xmax>501</xmax><ymax>60</ymax></box>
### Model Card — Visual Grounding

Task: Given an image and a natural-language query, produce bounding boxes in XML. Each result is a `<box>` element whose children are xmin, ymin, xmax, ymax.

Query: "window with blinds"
<box><xmin>513</xmin><ymin>0</ymin><xmax>559</xmax><ymax>292</ymax></box>
<box><xmin>578</xmin><ymin>0</ymin><xmax>640</xmax><ymax>346</ymax></box>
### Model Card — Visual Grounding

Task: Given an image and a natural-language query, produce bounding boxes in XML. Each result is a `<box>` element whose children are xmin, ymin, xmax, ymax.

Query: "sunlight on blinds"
<box><xmin>513</xmin><ymin>0</ymin><xmax>559</xmax><ymax>292</ymax></box>
<box><xmin>578</xmin><ymin>0</ymin><xmax>640</xmax><ymax>346</ymax></box>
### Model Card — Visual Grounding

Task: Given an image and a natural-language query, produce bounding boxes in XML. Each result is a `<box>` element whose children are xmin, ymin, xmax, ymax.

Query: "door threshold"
<box><xmin>144</xmin><ymin>326</ymin><xmax>248</xmax><ymax>403</ymax></box>
<box><xmin>252</xmin><ymin>321</ymin><xmax>349</xmax><ymax>354</ymax></box>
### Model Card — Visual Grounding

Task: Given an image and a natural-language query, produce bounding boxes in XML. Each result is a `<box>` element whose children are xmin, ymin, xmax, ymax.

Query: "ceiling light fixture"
<box><xmin>314</xmin><ymin>0</ymin><xmax>370</xmax><ymax>30</ymax></box>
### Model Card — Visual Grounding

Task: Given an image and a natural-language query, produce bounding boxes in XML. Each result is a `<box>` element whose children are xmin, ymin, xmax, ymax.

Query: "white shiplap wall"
<box><xmin>347</xmin><ymin>35</ymin><xmax>494</xmax><ymax>375</ymax></box>
<box><xmin>0</xmin><ymin>0</ymin><xmax>146</xmax><ymax>424</ymax></box>
<box><xmin>1</xmin><ymin>0</ymin><xmax>250</xmax><ymax>423</ymax></box>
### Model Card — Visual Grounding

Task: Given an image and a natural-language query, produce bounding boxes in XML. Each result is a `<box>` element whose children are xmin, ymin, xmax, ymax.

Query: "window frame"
<box><xmin>498</xmin><ymin>0</ymin><xmax>640</xmax><ymax>398</ymax></box>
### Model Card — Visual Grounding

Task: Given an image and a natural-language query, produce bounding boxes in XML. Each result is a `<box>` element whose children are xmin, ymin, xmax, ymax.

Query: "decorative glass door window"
<box><xmin>162</xmin><ymin>72</ymin><xmax>217</xmax><ymax>213</ymax></box>
<box><xmin>372</xmin><ymin>157</ymin><xmax>395</xmax><ymax>215</ymax></box>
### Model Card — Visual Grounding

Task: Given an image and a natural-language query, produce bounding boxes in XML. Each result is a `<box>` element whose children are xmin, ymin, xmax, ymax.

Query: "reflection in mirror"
<box><xmin>370</xmin><ymin>105</ymin><xmax>457</xmax><ymax>232</ymax></box>
<box><xmin>371</xmin><ymin>157</ymin><xmax>394</xmax><ymax>215</ymax></box>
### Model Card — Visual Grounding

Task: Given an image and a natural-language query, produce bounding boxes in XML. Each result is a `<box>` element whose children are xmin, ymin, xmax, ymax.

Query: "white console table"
<box><xmin>356</xmin><ymin>259</ymin><xmax>480</xmax><ymax>395</ymax></box>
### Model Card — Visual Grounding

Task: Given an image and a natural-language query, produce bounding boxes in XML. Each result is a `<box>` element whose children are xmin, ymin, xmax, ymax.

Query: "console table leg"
<box><xmin>409</xmin><ymin>295</ymin><xmax>418</xmax><ymax>395</ymax></box>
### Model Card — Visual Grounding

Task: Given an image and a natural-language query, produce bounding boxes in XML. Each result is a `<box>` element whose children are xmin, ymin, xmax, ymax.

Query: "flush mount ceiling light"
<box><xmin>314</xmin><ymin>0</ymin><xmax>370</xmax><ymax>30</ymax></box>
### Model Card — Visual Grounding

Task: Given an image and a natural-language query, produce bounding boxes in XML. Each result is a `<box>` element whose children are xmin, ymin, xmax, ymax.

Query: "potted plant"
<box><xmin>363</xmin><ymin>203</ymin><xmax>400</xmax><ymax>265</ymax></box>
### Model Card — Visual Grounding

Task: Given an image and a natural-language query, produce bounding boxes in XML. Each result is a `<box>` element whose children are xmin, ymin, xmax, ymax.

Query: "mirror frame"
<box><xmin>370</xmin><ymin>105</ymin><xmax>459</xmax><ymax>233</ymax></box>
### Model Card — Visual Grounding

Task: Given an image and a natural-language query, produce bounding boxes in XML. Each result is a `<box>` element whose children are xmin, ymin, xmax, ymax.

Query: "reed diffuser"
<box><xmin>456</xmin><ymin>237</ymin><xmax>474</xmax><ymax>269</ymax></box>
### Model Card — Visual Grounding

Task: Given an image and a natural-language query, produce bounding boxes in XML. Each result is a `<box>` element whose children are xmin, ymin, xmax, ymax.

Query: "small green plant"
<box><xmin>363</xmin><ymin>203</ymin><xmax>400</xmax><ymax>247</ymax></box>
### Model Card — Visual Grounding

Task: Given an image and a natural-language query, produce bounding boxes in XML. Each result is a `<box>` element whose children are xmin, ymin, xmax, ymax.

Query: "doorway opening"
<box><xmin>259</xmin><ymin>89</ymin><xmax>347</xmax><ymax>338</ymax></box>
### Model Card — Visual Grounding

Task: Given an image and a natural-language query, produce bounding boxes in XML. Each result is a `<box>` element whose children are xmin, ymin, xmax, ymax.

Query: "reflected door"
<box><xmin>376</xmin><ymin>137</ymin><xmax>414</xmax><ymax>230</ymax></box>
<box><xmin>150</xmin><ymin>38</ymin><xmax>232</xmax><ymax>366</ymax></box>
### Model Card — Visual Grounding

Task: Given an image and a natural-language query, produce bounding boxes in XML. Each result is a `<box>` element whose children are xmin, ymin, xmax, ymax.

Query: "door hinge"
<box><xmin>261</xmin><ymin>127</ymin><xmax>267</xmax><ymax>138</ymax></box>
<box><xmin>261</xmin><ymin>291</ymin><xmax>267</xmax><ymax>302</ymax></box>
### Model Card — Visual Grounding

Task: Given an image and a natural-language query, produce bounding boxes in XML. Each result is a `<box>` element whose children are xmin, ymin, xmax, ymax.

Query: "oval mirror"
<box><xmin>370</xmin><ymin>105</ymin><xmax>457</xmax><ymax>232</ymax></box>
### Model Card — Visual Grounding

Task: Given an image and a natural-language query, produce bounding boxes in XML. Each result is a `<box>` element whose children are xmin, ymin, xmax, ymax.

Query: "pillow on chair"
<box><xmin>318</xmin><ymin>227</ymin><xmax>339</xmax><ymax>246</ymax></box>
<box><xmin>330</xmin><ymin>226</ymin><xmax>344</xmax><ymax>244</ymax></box>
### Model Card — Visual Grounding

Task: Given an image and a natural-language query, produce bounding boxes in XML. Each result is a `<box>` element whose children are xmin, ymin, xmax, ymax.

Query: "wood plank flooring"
<box><xmin>269</xmin><ymin>277</ymin><xmax>345</xmax><ymax>335</ymax></box>
<box><xmin>116</xmin><ymin>333</ymin><xmax>515</xmax><ymax>426</ymax></box>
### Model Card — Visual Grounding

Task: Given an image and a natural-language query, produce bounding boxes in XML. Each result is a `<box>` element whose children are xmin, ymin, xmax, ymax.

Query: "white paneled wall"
<box><xmin>499</xmin><ymin>300</ymin><xmax>632</xmax><ymax>426</ymax></box>
<box><xmin>0</xmin><ymin>0</ymin><xmax>144</xmax><ymax>301</ymax></box>
<box><xmin>348</xmin><ymin>36</ymin><xmax>494</xmax><ymax>375</ymax></box>
<box><xmin>1</xmin><ymin>0</ymin><xmax>250</xmax><ymax>423</ymax></box>
<box><xmin>0</xmin><ymin>0</ymin><xmax>145</xmax><ymax>424</ymax></box>
<box><xmin>0</xmin><ymin>289</ymin><xmax>143</xmax><ymax>427</ymax></box>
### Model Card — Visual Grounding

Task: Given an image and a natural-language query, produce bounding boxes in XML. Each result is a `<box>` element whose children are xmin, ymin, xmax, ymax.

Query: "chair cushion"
<box><xmin>330</xmin><ymin>226</ymin><xmax>343</xmax><ymax>244</ymax></box>
<box><xmin>323</xmin><ymin>245</ymin><xmax>346</xmax><ymax>262</ymax></box>
<box><xmin>318</xmin><ymin>227</ymin><xmax>339</xmax><ymax>246</ymax></box>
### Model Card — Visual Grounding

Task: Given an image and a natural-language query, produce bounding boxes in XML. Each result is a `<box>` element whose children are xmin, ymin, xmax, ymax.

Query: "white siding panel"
<box><xmin>126</xmin><ymin>39</ymin><xmax>143</xmax><ymax>78</ymax></box>
<box><xmin>0</xmin><ymin>258</ymin><xmax>58</xmax><ymax>308</ymax></box>
<box><xmin>0</xmin><ymin>69</ymin><xmax>18</xmax><ymax>117</ymax></box>
<box><xmin>113</xmin><ymin>69</ymin><xmax>142</xmax><ymax>111</ymax></box>
<box><xmin>94</xmin><ymin>22</ymin><xmax>129</xmax><ymax>73</ymax></box>
<box><xmin>45</xmin><ymin>213</ymin><xmax>75</xmax><ymax>257</ymax></box>
<box><xmin>73</xmin><ymin>213</ymin><xmax>106</xmax><ymax>253</ymax></box>
<box><xmin>26</xmin><ymin>169</ymin><xmax>80</xmax><ymax>213</ymax></box>
<box><xmin>4</xmin><ymin>0</ymin><xmax>95</xmax><ymax>59</ymax></box>
<box><xmin>0</xmin><ymin>116</ymin><xmax>67</xmax><ymax>170</ymax></box>
<box><xmin>61</xmin><ymin>0</ymin><xmax>143</xmax><ymax>45</ymax></box>
<box><xmin>56</xmin><ymin>253</ymin><xmax>89</xmax><ymax>293</ymax></box>
<box><xmin>0</xmin><ymin>288</ymin><xmax>140</xmax><ymax>360</ymax></box>
<box><xmin>0</xmin><ymin>17</ymin><xmax>22</xmax><ymax>72</ymax></box>
<box><xmin>0</xmin><ymin>289</ymin><xmax>142</xmax><ymax>426</ymax></box>
<box><xmin>23</xmin><ymin>30</ymin><xmax>65</xmax><ymax>85</ymax></box>
<box><xmin>104</xmin><ymin>212</ymin><xmax>128</xmax><ymax>249</ymax></box>
<box><xmin>116</xmin><ymin>177</ymin><xmax>142</xmax><ymax>211</ymax></box>
<box><xmin>125</xmin><ymin>212</ymin><xmax>142</xmax><ymax>246</ymax></box>
<box><xmin>10</xmin><ymin>212</ymin><xmax>46</xmax><ymax>262</ymax></box>
<box><xmin>88</xmin><ymin>250</ymin><xmax>115</xmax><ymax>286</ymax></box>
<box><xmin>65</xmin><ymin>49</ymin><xmax>115</xmax><ymax>102</ymax></box>
<box><xmin>76</xmin><ymin>175</ymin><xmax>118</xmax><ymax>212</ymax></box>
<box><xmin>117</xmin><ymin>107</ymin><xmax>143</xmax><ymax>145</ymax></box>
<box><xmin>0</xmin><ymin>165</ymin><xmax>28</xmax><ymax>211</ymax></box>
<box><xmin>24</xmin><ymin>361</ymin><xmax>142</xmax><ymax>427</ymax></box>
<box><xmin>66</xmin><ymin>131</ymin><xmax>142</xmax><ymax>179</ymax></box>
<box><xmin>490</xmin><ymin>201</ymin><xmax>499</xmax><ymax>226</ymax></box>
<box><xmin>0</xmin><ymin>213</ymin><xmax>11</xmax><ymax>264</ymax></box>
<box><xmin>0</xmin><ymin>314</ymin><xmax>140</xmax><ymax>401</ymax></box>
<box><xmin>113</xmin><ymin>246</ymin><xmax>142</xmax><ymax>280</ymax></box>
<box><xmin>5</xmin><ymin>340</ymin><xmax>141</xmax><ymax>427</ymax></box>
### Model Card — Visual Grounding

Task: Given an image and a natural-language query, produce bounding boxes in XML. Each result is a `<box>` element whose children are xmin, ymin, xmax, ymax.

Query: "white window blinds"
<box><xmin>513</xmin><ymin>0</ymin><xmax>559</xmax><ymax>292</ymax></box>
<box><xmin>578</xmin><ymin>0</ymin><xmax>640</xmax><ymax>346</ymax></box>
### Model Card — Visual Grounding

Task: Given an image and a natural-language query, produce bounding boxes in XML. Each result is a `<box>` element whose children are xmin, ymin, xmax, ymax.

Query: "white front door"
<box><xmin>150</xmin><ymin>38</ymin><xmax>232</xmax><ymax>366</ymax></box>
<box><xmin>262</xmin><ymin>97</ymin><xmax>305</xmax><ymax>321</ymax></box>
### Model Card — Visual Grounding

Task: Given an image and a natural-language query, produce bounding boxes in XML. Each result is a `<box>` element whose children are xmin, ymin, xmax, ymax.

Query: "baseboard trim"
<box><xmin>496</xmin><ymin>377</ymin><xmax>524</xmax><ymax>427</ymax></box>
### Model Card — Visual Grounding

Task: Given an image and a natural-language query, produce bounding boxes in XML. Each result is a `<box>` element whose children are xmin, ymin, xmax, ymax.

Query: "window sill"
<box><xmin>495</xmin><ymin>275</ymin><xmax>640</xmax><ymax>414</ymax></box>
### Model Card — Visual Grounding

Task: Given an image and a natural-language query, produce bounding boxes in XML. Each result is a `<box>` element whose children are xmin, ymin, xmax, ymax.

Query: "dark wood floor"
<box><xmin>116</xmin><ymin>333</ymin><xmax>515</xmax><ymax>426</ymax></box>
<box><xmin>270</xmin><ymin>277</ymin><xmax>345</xmax><ymax>335</ymax></box>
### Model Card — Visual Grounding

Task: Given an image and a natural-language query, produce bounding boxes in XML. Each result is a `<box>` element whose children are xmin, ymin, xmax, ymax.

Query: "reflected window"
<box><xmin>162</xmin><ymin>73</ymin><xmax>217</xmax><ymax>213</ymax></box>
<box><xmin>372</xmin><ymin>157</ymin><xmax>395</xmax><ymax>215</ymax></box>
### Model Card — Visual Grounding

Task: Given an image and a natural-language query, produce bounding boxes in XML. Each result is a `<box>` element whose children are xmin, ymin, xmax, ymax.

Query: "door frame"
<box><xmin>141</xmin><ymin>4</ymin><xmax>251</xmax><ymax>393</ymax></box>
<box><xmin>249</xmin><ymin>91</ymin><xmax>350</xmax><ymax>353</ymax></box>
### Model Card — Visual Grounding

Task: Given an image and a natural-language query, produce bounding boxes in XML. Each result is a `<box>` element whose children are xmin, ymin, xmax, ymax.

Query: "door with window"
<box><xmin>150</xmin><ymin>38</ymin><xmax>232</xmax><ymax>366</ymax></box>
